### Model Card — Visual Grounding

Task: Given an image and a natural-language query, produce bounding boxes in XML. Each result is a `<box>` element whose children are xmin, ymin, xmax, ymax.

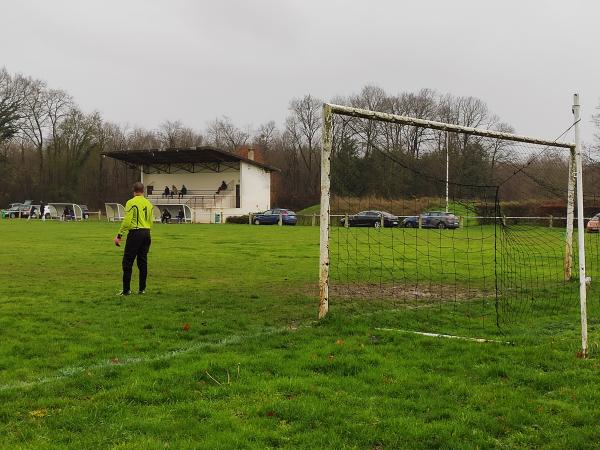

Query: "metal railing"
<box><xmin>148</xmin><ymin>191</ymin><xmax>236</xmax><ymax>209</ymax></box>
<box><xmin>186</xmin><ymin>194</ymin><xmax>236</xmax><ymax>209</ymax></box>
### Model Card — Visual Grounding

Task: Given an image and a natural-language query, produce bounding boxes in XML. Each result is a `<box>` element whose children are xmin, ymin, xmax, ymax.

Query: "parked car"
<box><xmin>340</xmin><ymin>211</ymin><xmax>399</xmax><ymax>228</ymax></box>
<box><xmin>5</xmin><ymin>203</ymin><xmax>35</xmax><ymax>218</ymax></box>
<box><xmin>402</xmin><ymin>211</ymin><xmax>460</xmax><ymax>229</ymax></box>
<box><xmin>587</xmin><ymin>214</ymin><xmax>600</xmax><ymax>233</ymax></box>
<box><xmin>253</xmin><ymin>208</ymin><xmax>297</xmax><ymax>225</ymax></box>
<box><xmin>5</xmin><ymin>204</ymin><xmax>23</xmax><ymax>218</ymax></box>
<box><xmin>2</xmin><ymin>203</ymin><xmax>22</xmax><ymax>218</ymax></box>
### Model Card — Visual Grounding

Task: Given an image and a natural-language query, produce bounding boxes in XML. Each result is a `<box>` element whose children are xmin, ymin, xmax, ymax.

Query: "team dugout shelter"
<box><xmin>103</xmin><ymin>147</ymin><xmax>278</xmax><ymax>224</ymax></box>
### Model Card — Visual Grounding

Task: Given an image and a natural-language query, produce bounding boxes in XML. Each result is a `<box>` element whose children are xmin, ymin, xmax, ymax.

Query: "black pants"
<box><xmin>122</xmin><ymin>229</ymin><xmax>151</xmax><ymax>292</ymax></box>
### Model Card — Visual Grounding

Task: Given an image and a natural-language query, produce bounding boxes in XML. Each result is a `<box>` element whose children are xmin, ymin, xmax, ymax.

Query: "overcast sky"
<box><xmin>2</xmin><ymin>0</ymin><xmax>599</xmax><ymax>144</ymax></box>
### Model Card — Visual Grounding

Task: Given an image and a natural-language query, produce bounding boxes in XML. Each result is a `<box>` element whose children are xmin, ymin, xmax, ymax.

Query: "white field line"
<box><xmin>0</xmin><ymin>313</ymin><xmax>510</xmax><ymax>392</ymax></box>
<box><xmin>375</xmin><ymin>327</ymin><xmax>513</xmax><ymax>345</ymax></box>
<box><xmin>0</xmin><ymin>327</ymin><xmax>291</xmax><ymax>392</ymax></box>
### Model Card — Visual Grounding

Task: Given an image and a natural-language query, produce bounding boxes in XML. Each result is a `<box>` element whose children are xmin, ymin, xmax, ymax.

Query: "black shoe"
<box><xmin>117</xmin><ymin>290</ymin><xmax>131</xmax><ymax>296</ymax></box>
<box><xmin>138</xmin><ymin>290</ymin><xmax>145</xmax><ymax>295</ymax></box>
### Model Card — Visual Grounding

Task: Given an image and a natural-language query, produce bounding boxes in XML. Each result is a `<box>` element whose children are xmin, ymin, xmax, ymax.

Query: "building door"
<box><xmin>235</xmin><ymin>184</ymin><xmax>240</xmax><ymax>208</ymax></box>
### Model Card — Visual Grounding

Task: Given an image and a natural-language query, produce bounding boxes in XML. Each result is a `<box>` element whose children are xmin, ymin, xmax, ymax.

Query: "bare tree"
<box><xmin>285</xmin><ymin>94</ymin><xmax>322</xmax><ymax>171</ymax></box>
<box><xmin>400</xmin><ymin>89</ymin><xmax>437</xmax><ymax>157</ymax></box>
<box><xmin>456</xmin><ymin>96</ymin><xmax>490</xmax><ymax>150</ymax></box>
<box><xmin>158</xmin><ymin>120</ymin><xmax>184</xmax><ymax>148</ymax></box>
<box><xmin>20</xmin><ymin>77</ymin><xmax>50</xmax><ymax>175</ymax></box>
<box><xmin>178</xmin><ymin>126</ymin><xmax>203</xmax><ymax>147</ymax></box>
<box><xmin>347</xmin><ymin>86</ymin><xmax>389</xmax><ymax>157</ymax></box>
<box><xmin>207</xmin><ymin>116</ymin><xmax>250</xmax><ymax>151</ymax></box>
<box><xmin>127</xmin><ymin>127</ymin><xmax>160</xmax><ymax>150</ymax></box>
<box><xmin>45</xmin><ymin>89</ymin><xmax>73</xmax><ymax>142</ymax></box>
<box><xmin>0</xmin><ymin>68</ymin><xmax>28</xmax><ymax>143</ymax></box>
<box><xmin>254</xmin><ymin>120</ymin><xmax>278</xmax><ymax>149</ymax></box>
<box><xmin>489</xmin><ymin>121</ymin><xmax>515</xmax><ymax>172</ymax></box>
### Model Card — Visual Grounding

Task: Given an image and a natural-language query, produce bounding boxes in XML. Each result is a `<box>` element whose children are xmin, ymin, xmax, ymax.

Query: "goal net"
<box><xmin>319</xmin><ymin>103</ymin><xmax>584</xmax><ymax>334</ymax></box>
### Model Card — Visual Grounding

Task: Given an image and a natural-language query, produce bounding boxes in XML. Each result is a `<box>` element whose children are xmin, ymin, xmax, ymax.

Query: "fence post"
<box><xmin>460</xmin><ymin>216</ymin><xmax>464</xmax><ymax>228</ymax></box>
<box><xmin>248</xmin><ymin>213</ymin><xmax>252</xmax><ymax>225</ymax></box>
<box><xmin>312</xmin><ymin>213</ymin><xmax>316</xmax><ymax>226</ymax></box>
<box><xmin>418</xmin><ymin>215</ymin><xmax>422</xmax><ymax>229</ymax></box>
<box><xmin>549</xmin><ymin>215</ymin><xmax>553</xmax><ymax>228</ymax></box>
<box><xmin>344</xmin><ymin>213</ymin><xmax>349</xmax><ymax>228</ymax></box>
<box><xmin>502</xmin><ymin>215</ymin><xmax>507</xmax><ymax>227</ymax></box>
<box><xmin>278</xmin><ymin>213</ymin><xmax>283</xmax><ymax>226</ymax></box>
<box><xmin>380</xmin><ymin>214</ymin><xmax>384</xmax><ymax>228</ymax></box>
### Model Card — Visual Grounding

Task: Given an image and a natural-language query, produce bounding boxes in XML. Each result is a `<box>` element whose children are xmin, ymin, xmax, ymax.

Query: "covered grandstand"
<box><xmin>103</xmin><ymin>147</ymin><xmax>277</xmax><ymax>223</ymax></box>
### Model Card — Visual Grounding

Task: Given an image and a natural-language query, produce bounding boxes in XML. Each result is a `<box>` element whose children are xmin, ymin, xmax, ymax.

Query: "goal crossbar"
<box><xmin>327</xmin><ymin>103</ymin><xmax>575</xmax><ymax>150</ymax></box>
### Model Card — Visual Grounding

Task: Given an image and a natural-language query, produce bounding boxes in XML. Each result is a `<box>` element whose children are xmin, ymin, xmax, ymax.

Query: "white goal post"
<box><xmin>319</xmin><ymin>95</ymin><xmax>588</xmax><ymax>356</ymax></box>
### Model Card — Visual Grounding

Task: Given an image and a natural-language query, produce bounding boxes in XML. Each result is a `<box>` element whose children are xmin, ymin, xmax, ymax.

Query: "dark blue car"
<box><xmin>253</xmin><ymin>208</ymin><xmax>297</xmax><ymax>225</ymax></box>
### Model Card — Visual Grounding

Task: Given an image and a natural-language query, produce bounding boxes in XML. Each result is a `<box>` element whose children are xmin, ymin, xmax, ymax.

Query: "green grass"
<box><xmin>1</xmin><ymin>220</ymin><xmax>600</xmax><ymax>449</ymax></box>
<box><xmin>296</xmin><ymin>204</ymin><xmax>320</xmax><ymax>215</ymax></box>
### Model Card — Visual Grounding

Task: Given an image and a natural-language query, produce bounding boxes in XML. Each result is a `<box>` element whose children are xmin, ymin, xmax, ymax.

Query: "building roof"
<box><xmin>102</xmin><ymin>146</ymin><xmax>279</xmax><ymax>172</ymax></box>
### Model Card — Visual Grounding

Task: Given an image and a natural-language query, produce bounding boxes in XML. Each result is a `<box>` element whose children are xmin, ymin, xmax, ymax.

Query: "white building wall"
<box><xmin>240</xmin><ymin>161</ymin><xmax>270</xmax><ymax>212</ymax></box>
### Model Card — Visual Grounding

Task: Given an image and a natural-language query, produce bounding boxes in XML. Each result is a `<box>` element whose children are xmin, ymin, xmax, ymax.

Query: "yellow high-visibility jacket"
<box><xmin>118</xmin><ymin>195</ymin><xmax>154</xmax><ymax>236</ymax></box>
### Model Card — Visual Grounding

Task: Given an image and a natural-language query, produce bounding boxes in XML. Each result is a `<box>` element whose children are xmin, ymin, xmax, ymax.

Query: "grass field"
<box><xmin>1</xmin><ymin>220</ymin><xmax>600</xmax><ymax>449</ymax></box>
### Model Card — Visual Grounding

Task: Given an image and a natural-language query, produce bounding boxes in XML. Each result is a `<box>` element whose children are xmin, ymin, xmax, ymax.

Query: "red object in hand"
<box><xmin>114</xmin><ymin>236</ymin><xmax>121</xmax><ymax>247</ymax></box>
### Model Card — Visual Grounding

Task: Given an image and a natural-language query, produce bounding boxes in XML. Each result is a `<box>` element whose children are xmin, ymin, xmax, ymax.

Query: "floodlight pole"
<box><xmin>318</xmin><ymin>104</ymin><xmax>333</xmax><ymax>319</ymax></box>
<box><xmin>140</xmin><ymin>164</ymin><xmax>144</xmax><ymax>184</ymax></box>
<box><xmin>573</xmin><ymin>93</ymin><xmax>588</xmax><ymax>357</ymax></box>
<box><xmin>445</xmin><ymin>132</ymin><xmax>449</xmax><ymax>213</ymax></box>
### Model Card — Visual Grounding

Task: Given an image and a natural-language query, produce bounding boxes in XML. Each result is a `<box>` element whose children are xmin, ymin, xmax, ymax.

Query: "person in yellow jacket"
<box><xmin>114</xmin><ymin>182</ymin><xmax>154</xmax><ymax>296</ymax></box>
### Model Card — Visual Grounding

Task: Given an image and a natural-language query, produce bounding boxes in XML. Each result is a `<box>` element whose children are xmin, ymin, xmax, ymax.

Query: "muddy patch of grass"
<box><xmin>329</xmin><ymin>282</ymin><xmax>493</xmax><ymax>304</ymax></box>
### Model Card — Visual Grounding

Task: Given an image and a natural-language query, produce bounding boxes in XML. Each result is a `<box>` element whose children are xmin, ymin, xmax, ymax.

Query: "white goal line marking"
<box><xmin>0</xmin><ymin>315</ymin><xmax>510</xmax><ymax>392</ymax></box>
<box><xmin>375</xmin><ymin>327</ymin><xmax>513</xmax><ymax>345</ymax></box>
<box><xmin>0</xmin><ymin>326</ymin><xmax>291</xmax><ymax>392</ymax></box>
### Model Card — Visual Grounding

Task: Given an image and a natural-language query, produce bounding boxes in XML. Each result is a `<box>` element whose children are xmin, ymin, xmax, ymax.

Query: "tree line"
<box><xmin>1</xmin><ymin>67</ymin><xmax>599</xmax><ymax>211</ymax></box>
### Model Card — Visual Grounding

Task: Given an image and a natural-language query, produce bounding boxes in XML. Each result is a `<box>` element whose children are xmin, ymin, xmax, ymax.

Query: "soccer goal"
<box><xmin>318</xmin><ymin>95</ymin><xmax>589</xmax><ymax>355</ymax></box>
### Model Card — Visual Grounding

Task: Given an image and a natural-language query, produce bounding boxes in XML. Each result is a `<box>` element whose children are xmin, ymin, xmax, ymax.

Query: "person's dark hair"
<box><xmin>133</xmin><ymin>182</ymin><xmax>144</xmax><ymax>193</ymax></box>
